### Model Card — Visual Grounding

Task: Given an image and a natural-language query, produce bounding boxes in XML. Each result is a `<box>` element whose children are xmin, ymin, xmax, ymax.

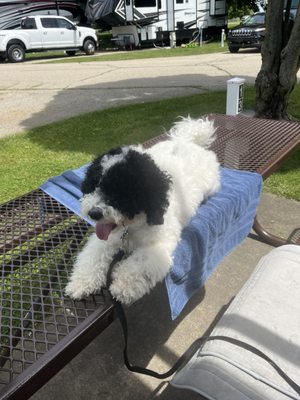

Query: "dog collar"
<box><xmin>120</xmin><ymin>226</ymin><xmax>129</xmax><ymax>254</ymax></box>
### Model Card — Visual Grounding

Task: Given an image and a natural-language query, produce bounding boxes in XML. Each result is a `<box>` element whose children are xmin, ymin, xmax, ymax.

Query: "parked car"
<box><xmin>0</xmin><ymin>15</ymin><xmax>98</xmax><ymax>62</ymax></box>
<box><xmin>227</xmin><ymin>12</ymin><xmax>266</xmax><ymax>53</ymax></box>
<box><xmin>228</xmin><ymin>2</ymin><xmax>298</xmax><ymax>54</ymax></box>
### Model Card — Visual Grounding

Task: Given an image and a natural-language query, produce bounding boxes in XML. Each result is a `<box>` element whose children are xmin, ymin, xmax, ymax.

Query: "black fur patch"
<box><xmin>81</xmin><ymin>147</ymin><xmax>123</xmax><ymax>194</ymax></box>
<box><xmin>100</xmin><ymin>150</ymin><xmax>172</xmax><ymax>225</ymax></box>
<box><xmin>84</xmin><ymin>148</ymin><xmax>172</xmax><ymax>225</ymax></box>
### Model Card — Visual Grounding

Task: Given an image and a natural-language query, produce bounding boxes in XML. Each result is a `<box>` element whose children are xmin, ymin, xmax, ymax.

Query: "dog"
<box><xmin>65</xmin><ymin>116</ymin><xmax>220</xmax><ymax>304</ymax></box>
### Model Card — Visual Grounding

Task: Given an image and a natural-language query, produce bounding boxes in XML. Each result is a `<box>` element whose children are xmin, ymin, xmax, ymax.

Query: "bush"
<box><xmin>228</xmin><ymin>4</ymin><xmax>253</xmax><ymax>19</ymax></box>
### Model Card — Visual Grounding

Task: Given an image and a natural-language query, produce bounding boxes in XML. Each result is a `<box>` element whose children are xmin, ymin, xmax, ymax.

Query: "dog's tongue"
<box><xmin>95</xmin><ymin>222</ymin><xmax>115</xmax><ymax>241</ymax></box>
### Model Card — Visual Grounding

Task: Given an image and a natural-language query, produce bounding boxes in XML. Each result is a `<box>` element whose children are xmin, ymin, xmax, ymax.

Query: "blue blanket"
<box><xmin>41</xmin><ymin>166</ymin><xmax>262</xmax><ymax>319</ymax></box>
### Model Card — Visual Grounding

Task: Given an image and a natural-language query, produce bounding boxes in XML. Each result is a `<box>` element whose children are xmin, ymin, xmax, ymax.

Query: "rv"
<box><xmin>0</xmin><ymin>0</ymin><xmax>86</xmax><ymax>30</ymax></box>
<box><xmin>0</xmin><ymin>0</ymin><xmax>227</xmax><ymax>46</ymax></box>
<box><xmin>86</xmin><ymin>0</ymin><xmax>227</xmax><ymax>47</ymax></box>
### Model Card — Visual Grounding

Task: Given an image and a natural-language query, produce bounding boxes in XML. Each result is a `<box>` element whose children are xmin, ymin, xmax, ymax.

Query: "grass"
<box><xmin>0</xmin><ymin>85</ymin><xmax>299</xmax><ymax>204</ymax></box>
<box><xmin>33</xmin><ymin>41</ymin><xmax>228</xmax><ymax>64</ymax></box>
<box><xmin>262</xmin><ymin>85</ymin><xmax>300</xmax><ymax>201</ymax></box>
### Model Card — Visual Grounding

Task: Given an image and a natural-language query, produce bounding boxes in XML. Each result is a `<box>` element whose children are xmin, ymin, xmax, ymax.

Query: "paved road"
<box><xmin>0</xmin><ymin>51</ymin><xmax>264</xmax><ymax>137</ymax></box>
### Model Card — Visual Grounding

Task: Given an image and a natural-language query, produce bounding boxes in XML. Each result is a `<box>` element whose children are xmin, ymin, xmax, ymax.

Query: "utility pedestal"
<box><xmin>226</xmin><ymin>77</ymin><xmax>245</xmax><ymax>116</ymax></box>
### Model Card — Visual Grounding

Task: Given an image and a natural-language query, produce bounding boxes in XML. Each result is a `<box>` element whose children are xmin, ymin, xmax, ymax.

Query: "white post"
<box><xmin>221</xmin><ymin>29</ymin><xmax>225</xmax><ymax>47</ymax></box>
<box><xmin>170</xmin><ymin>31</ymin><xmax>176</xmax><ymax>48</ymax></box>
<box><xmin>199</xmin><ymin>28</ymin><xmax>203</xmax><ymax>47</ymax></box>
<box><xmin>226</xmin><ymin>77</ymin><xmax>245</xmax><ymax>116</ymax></box>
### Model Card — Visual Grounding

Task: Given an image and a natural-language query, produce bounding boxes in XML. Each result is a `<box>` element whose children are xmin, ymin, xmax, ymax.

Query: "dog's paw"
<box><xmin>109</xmin><ymin>271</ymin><xmax>152</xmax><ymax>305</ymax></box>
<box><xmin>64</xmin><ymin>262</ymin><xmax>108</xmax><ymax>300</ymax></box>
<box><xmin>64</xmin><ymin>280</ymin><xmax>90</xmax><ymax>300</ymax></box>
<box><xmin>64</xmin><ymin>282</ymin><xmax>84</xmax><ymax>300</ymax></box>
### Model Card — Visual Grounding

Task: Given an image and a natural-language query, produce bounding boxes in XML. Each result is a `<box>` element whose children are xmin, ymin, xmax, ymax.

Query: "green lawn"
<box><xmin>33</xmin><ymin>42</ymin><xmax>228</xmax><ymax>64</ymax></box>
<box><xmin>0</xmin><ymin>85</ymin><xmax>299</xmax><ymax>204</ymax></box>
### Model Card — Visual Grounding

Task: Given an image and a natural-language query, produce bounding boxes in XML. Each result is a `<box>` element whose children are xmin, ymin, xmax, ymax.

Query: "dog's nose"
<box><xmin>88</xmin><ymin>207</ymin><xmax>103</xmax><ymax>221</ymax></box>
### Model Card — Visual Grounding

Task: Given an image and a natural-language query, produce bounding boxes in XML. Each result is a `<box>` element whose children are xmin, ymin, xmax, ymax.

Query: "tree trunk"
<box><xmin>255</xmin><ymin>1</ymin><xmax>300</xmax><ymax>119</ymax></box>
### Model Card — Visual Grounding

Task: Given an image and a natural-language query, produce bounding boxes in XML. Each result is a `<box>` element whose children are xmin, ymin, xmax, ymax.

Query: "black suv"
<box><xmin>227</xmin><ymin>12</ymin><xmax>265</xmax><ymax>53</ymax></box>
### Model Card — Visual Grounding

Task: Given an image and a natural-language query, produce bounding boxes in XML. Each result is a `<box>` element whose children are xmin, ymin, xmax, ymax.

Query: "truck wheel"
<box><xmin>66</xmin><ymin>50</ymin><xmax>76</xmax><ymax>56</ymax></box>
<box><xmin>229</xmin><ymin>46</ymin><xmax>239</xmax><ymax>53</ymax></box>
<box><xmin>7</xmin><ymin>44</ymin><xmax>25</xmax><ymax>62</ymax></box>
<box><xmin>83</xmin><ymin>39</ymin><xmax>95</xmax><ymax>55</ymax></box>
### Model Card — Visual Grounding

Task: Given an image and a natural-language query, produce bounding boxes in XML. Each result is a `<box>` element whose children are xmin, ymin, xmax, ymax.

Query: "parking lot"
<box><xmin>0</xmin><ymin>51</ymin><xmax>265</xmax><ymax>137</ymax></box>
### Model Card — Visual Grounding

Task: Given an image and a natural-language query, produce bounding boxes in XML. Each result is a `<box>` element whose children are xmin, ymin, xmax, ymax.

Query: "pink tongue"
<box><xmin>95</xmin><ymin>222</ymin><xmax>115</xmax><ymax>241</ymax></box>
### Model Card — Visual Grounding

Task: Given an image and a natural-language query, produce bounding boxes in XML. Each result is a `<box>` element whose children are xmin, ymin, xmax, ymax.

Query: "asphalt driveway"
<box><xmin>0</xmin><ymin>51</ymin><xmax>264</xmax><ymax>137</ymax></box>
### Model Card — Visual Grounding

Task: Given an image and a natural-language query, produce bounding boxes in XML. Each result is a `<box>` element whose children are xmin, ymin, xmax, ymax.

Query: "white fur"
<box><xmin>65</xmin><ymin>117</ymin><xmax>220</xmax><ymax>304</ymax></box>
<box><xmin>101</xmin><ymin>146</ymin><xmax>131</xmax><ymax>173</ymax></box>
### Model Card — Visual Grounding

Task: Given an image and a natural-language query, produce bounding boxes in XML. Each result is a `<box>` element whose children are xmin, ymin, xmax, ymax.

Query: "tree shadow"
<box><xmin>23</xmin><ymin>73</ymin><xmax>258</xmax><ymax>157</ymax></box>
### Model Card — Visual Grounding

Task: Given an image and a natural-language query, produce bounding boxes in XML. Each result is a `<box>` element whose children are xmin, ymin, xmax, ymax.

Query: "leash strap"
<box><xmin>106</xmin><ymin>251</ymin><xmax>300</xmax><ymax>394</ymax></box>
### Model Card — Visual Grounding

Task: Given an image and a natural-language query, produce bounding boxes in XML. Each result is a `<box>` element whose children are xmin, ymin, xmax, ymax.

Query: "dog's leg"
<box><xmin>65</xmin><ymin>233</ymin><xmax>113</xmax><ymax>299</ymax></box>
<box><xmin>109</xmin><ymin>245</ymin><xmax>172</xmax><ymax>304</ymax></box>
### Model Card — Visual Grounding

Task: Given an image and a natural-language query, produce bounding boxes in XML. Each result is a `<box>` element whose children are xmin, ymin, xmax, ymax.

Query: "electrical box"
<box><xmin>226</xmin><ymin>77</ymin><xmax>245</xmax><ymax>116</ymax></box>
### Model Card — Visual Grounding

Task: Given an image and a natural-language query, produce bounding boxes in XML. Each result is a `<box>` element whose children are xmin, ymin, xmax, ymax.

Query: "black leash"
<box><xmin>106</xmin><ymin>250</ymin><xmax>300</xmax><ymax>394</ymax></box>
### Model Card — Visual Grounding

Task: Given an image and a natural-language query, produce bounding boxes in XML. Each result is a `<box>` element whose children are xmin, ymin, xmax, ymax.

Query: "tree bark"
<box><xmin>255</xmin><ymin>1</ymin><xmax>300</xmax><ymax>119</ymax></box>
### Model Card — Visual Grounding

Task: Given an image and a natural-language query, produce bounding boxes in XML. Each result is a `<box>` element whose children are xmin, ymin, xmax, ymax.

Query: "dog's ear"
<box><xmin>141</xmin><ymin>158</ymin><xmax>171</xmax><ymax>226</ymax></box>
<box><xmin>81</xmin><ymin>156</ymin><xmax>103</xmax><ymax>194</ymax></box>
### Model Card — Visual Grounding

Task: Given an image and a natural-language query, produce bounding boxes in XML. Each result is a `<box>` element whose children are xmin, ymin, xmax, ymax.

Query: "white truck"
<box><xmin>0</xmin><ymin>15</ymin><xmax>98</xmax><ymax>62</ymax></box>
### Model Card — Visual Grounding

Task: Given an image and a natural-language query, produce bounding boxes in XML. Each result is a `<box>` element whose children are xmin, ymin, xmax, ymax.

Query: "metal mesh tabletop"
<box><xmin>209</xmin><ymin>114</ymin><xmax>300</xmax><ymax>178</ymax></box>
<box><xmin>144</xmin><ymin>114</ymin><xmax>300</xmax><ymax>179</ymax></box>
<box><xmin>0</xmin><ymin>190</ymin><xmax>114</xmax><ymax>399</ymax></box>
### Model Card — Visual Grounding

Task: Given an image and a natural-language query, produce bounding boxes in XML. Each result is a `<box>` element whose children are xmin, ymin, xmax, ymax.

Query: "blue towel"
<box><xmin>165</xmin><ymin>168</ymin><xmax>262</xmax><ymax>319</ymax></box>
<box><xmin>40</xmin><ymin>166</ymin><xmax>262</xmax><ymax>319</ymax></box>
<box><xmin>40</xmin><ymin>164</ymin><xmax>94</xmax><ymax>225</ymax></box>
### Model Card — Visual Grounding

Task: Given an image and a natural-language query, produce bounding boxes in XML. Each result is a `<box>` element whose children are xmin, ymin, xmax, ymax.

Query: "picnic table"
<box><xmin>0</xmin><ymin>114</ymin><xmax>299</xmax><ymax>399</ymax></box>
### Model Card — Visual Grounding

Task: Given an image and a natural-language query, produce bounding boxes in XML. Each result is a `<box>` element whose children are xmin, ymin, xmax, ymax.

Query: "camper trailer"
<box><xmin>86</xmin><ymin>0</ymin><xmax>227</xmax><ymax>47</ymax></box>
<box><xmin>0</xmin><ymin>0</ymin><xmax>86</xmax><ymax>30</ymax></box>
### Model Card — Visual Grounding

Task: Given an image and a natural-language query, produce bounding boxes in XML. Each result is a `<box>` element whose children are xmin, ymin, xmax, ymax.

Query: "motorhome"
<box><xmin>0</xmin><ymin>0</ymin><xmax>85</xmax><ymax>30</ymax></box>
<box><xmin>86</xmin><ymin>0</ymin><xmax>227</xmax><ymax>47</ymax></box>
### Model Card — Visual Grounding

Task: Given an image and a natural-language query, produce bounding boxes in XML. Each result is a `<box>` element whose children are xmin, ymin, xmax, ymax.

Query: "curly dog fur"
<box><xmin>65</xmin><ymin>116</ymin><xmax>220</xmax><ymax>304</ymax></box>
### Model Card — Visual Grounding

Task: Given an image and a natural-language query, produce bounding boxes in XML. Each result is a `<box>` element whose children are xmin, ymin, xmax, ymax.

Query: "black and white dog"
<box><xmin>65</xmin><ymin>117</ymin><xmax>220</xmax><ymax>304</ymax></box>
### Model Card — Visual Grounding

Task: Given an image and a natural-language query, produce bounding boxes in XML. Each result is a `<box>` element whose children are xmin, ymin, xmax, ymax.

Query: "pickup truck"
<box><xmin>0</xmin><ymin>15</ymin><xmax>98</xmax><ymax>62</ymax></box>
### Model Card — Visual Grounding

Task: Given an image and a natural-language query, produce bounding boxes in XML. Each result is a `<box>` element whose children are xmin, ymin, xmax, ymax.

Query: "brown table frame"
<box><xmin>0</xmin><ymin>114</ymin><xmax>299</xmax><ymax>399</ymax></box>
